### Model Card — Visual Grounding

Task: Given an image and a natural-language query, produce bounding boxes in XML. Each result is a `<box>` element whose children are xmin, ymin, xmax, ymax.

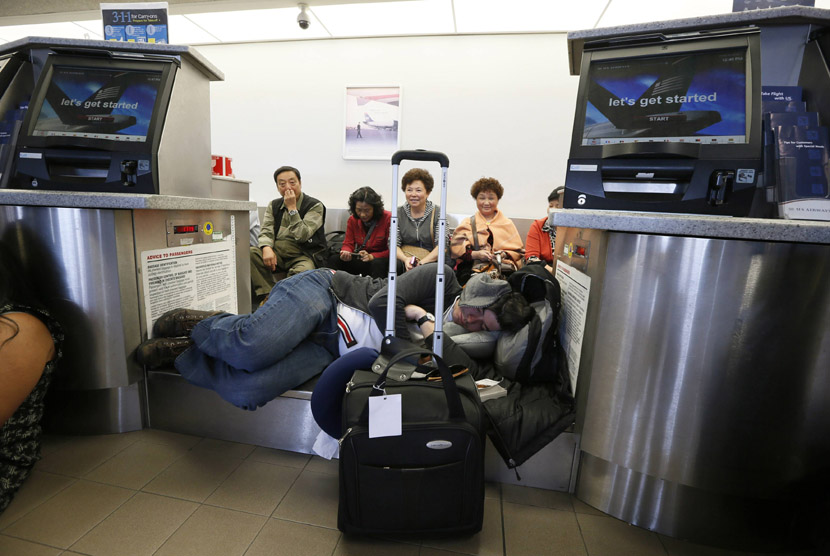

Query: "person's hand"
<box><xmin>404</xmin><ymin>304</ymin><xmax>426</xmax><ymax>321</ymax></box>
<box><xmin>472</xmin><ymin>249</ymin><xmax>493</xmax><ymax>262</ymax></box>
<box><xmin>358</xmin><ymin>250</ymin><xmax>373</xmax><ymax>262</ymax></box>
<box><xmin>261</xmin><ymin>246</ymin><xmax>277</xmax><ymax>271</ymax></box>
<box><xmin>283</xmin><ymin>188</ymin><xmax>298</xmax><ymax>212</ymax></box>
<box><xmin>404</xmin><ymin>257</ymin><xmax>417</xmax><ymax>271</ymax></box>
<box><xmin>340</xmin><ymin>250</ymin><xmax>352</xmax><ymax>261</ymax></box>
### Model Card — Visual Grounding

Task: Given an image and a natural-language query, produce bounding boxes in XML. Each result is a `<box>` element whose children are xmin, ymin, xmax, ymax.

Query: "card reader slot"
<box><xmin>603</xmin><ymin>181</ymin><xmax>682</xmax><ymax>194</ymax></box>
<box><xmin>46</xmin><ymin>157</ymin><xmax>109</xmax><ymax>183</ymax></box>
<box><xmin>601</xmin><ymin>163</ymin><xmax>695</xmax><ymax>180</ymax></box>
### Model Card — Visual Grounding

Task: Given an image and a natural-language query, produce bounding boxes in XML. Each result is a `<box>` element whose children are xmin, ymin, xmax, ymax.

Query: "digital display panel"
<box><xmin>173</xmin><ymin>224</ymin><xmax>199</xmax><ymax>234</ymax></box>
<box><xmin>582</xmin><ymin>48</ymin><xmax>747</xmax><ymax>145</ymax></box>
<box><xmin>32</xmin><ymin>65</ymin><xmax>162</xmax><ymax>142</ymax></box>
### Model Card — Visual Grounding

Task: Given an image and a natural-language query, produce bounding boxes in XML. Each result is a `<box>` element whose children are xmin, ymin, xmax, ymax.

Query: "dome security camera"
<box><xmin>297</xmin><ymin>3</ymin><xmax>310</xmax><ymax>30</ymax></box>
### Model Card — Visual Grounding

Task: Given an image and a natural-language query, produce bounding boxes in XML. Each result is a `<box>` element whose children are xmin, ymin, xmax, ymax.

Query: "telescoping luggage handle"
<box><xmin>358</xmin><ymin>343</ymin><xmax>466</xmax><ymax>425</ymax></box>
<box><xmin>387</xmin><ymin>149</ymin><xmax>450</xmax><ymax>358</ymax></box>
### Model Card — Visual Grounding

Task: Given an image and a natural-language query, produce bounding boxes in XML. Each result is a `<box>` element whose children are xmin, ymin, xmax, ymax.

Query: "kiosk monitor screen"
<box><xmin>31</xmin><ymin>65</ymin><xmax>162</xmax><ymax>143</ymax></box>
<box><xmin>581</xmin><ymin>48</ymin><xmax>747</xmax><ymax>146</ymax></box>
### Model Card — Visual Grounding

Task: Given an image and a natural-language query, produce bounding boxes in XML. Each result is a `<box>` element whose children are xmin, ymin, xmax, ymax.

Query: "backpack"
<box><xmin>495</xmin><ymin>265</ymin><xmax>569</xmax><ymax>391</ymax></box>
<box><xmin>324</xmin><ymin>230</ymin><xmax>346</xmax><ymax>261</ymax></box>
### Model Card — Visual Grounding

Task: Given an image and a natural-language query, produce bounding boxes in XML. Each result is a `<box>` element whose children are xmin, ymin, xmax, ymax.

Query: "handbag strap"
<box><xmin>358</xmin><ymin>339</ymin><xmax>466</xmax><ymax>425</ymax></box>
<box><xmin>545</xmin><ymin>221</ymin><xmax>556</xmax><ymax>258</ymax></box>
<box><xmin>354</xmin><ymin>219</ymin><xmax>377</xmax><ymax>252</ymax></box>
<box><xmin>428</xmin><ymin>208</ymin><xmax>435</xmax><ymax>246</ymax></box>
<box><xmin>470</xmin><ymin>215</ymin><xmax>480</xmax><ymax>251</ymax></box>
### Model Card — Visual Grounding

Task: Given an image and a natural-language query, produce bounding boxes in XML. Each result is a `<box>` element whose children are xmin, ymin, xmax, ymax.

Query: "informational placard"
<box><xmin>554</xmin><ymin>261</ymin><xmax>591</xmax><ymax>396</ymax></box>
<box><xmin>101</xmin><ymin>2</ymin><xmax>169</xmax><ymax>44</ymax></box>
<box><xmin>140</xmin><ymin>239</ymin><xmax>237</xmax><ymax>337</ymax></box>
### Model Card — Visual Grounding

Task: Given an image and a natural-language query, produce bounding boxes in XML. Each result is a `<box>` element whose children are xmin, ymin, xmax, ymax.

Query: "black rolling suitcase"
<box><xmin>337</xmin><ymin>150</ymin><xmax>486</xmax><ymax>536</ymax></box>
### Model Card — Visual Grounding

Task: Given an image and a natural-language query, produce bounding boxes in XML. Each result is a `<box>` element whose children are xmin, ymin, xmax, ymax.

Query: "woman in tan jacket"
<box><xmin>450</xmin><ymin>177</ymin><xmax>523</xmax><ymax>285</ymax></box>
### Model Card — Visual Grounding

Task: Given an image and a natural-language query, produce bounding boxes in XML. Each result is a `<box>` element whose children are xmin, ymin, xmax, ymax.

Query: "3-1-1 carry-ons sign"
<box><xmin>101</xmin><ymin>2</ymin><xmax>169</xmax><ymax>44</ymax></box>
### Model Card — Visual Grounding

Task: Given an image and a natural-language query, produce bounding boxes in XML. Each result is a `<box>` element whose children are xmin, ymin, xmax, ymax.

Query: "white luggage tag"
<box><xmin>369</xmin><ymin>392</ymin><xmax>402</xmax><ymax>438</ymax></box>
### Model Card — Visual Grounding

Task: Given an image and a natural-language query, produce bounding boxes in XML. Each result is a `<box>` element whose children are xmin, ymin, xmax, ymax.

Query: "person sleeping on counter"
<box><xmin>136</xmin><ymin>265</ymin><xmax>532</xmax><ymax>411</ymax></box>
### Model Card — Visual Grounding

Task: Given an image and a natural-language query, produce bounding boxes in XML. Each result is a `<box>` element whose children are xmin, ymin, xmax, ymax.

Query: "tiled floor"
<box><xmin>0</xmin><ymin>429</ymin><xmax>822</xmax><ymax>556</ymax></box>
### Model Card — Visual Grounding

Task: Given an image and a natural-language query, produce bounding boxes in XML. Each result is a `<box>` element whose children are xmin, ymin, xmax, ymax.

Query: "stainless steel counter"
<box><xmin>551</xmin><ymin>208</ymin><xmax>830</xmax><ymax>244</ymax></box>
<box><xmin>0</xmin><ymin>192</ymin><xmax>254</xmax><ymax>434</ymax></box>
<box><xmin>551</xmin><ymin>209</ymin><xmax>830</xmax><ymax>549</ymax></box>
<box><xmin>0</xmin><ymin>189</ymin><xmax>255</xmax><ymax>211</ymax></box>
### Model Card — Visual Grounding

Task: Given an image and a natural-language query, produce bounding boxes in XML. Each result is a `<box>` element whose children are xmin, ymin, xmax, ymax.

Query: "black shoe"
<box><xmin>153</xmin><ymin>309</ymin><xmax>220</xmax><ymax>338</ymax></box>
<box><xmin>135</xmin><ymin>337</ymin><xmax>194</xmax><ymax>369</ymax></box>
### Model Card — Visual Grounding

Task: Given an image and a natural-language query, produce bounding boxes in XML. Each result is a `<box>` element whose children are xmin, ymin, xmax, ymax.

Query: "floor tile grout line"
<box><xmin>572</xmin><ymin>504</ymin><xmax>593</xmax><ymax>556</ymax></box>
<box><xmin>499</xmin><ymin>482</ymin><xmax>508</xmax><ymax>556</ymax></box>
<box><xmin>65</xmin><ymin>487</ymin><xmax>142</xmax><ymax>554</ymax></box>
<box><xmin>75</xmin><ymin>437</ymin><xmax>191</xmax><ymax>489</ymax></box>
<box><xmin>1</xmin><ymin>530</ymin><xmax>82</xmax><ymax>553</ymax></box>
<box><xmin>238</xmin><ymin>509</ymin><xmax>271</xmax><ymax>556</ymax></box>
<box><xmin>267</xmin><ymin>461</ymin><xmax>308</xmax><ymax>519</ymax></box>
<box><xmin>656</xmin><ymin>531</ymin><xmax>671</xmax><ymax>555</ymax></box>
<box><xmin>148</xmin><ymin>497</ymin><xmax>201</xmax><ymax>556</ymax></box>
<box><xmin>186</xmin><ymin>451</ymin><xmax>247</xmax><ymax>506</ymax></box>
<box><xmin>265</xmin><ymin>514</ymin><xmax>342</xmax><ymax>532</ymax></box>
<box><xmin>332</xmin><ymin>530</ymin><xmax>346</xmax><ymax>556</ymax></box>
<box><xmin>0</xmin><ymin>471</ymin><xmax>78</xmax><ymax>532</ymax></box>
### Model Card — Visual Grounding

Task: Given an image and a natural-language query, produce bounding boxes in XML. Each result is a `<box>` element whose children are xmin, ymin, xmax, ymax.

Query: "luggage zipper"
<box><xmin>342</xmin><ymin>421</ymin><xmax>479</xmax><ymax>443</ymax></box>
<box><xmin>338</xmin><ymin>427</ymin><xmax>353</xmax><ymax>448</ymax></box>
<box><xmin>482</xmin><ymin>405</ymin><xmax>522</xmax><ymax>481</ymax></box>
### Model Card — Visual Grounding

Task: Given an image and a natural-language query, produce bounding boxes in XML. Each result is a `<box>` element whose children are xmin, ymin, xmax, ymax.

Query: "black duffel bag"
<box><xmin>338</xmin><ymin>336</ymin><xmax>485</xmax><ymax>536</ymax></box>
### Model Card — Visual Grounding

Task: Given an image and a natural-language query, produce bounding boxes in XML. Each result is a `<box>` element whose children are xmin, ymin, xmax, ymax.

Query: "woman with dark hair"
<box><xmin>0</xmin><ymin>243</ymin><xmax>62</xmax><ymax>513</ymax></box>
<box><xmin>525</xmin><ymin>186</ymin><xmax>564</xmax><ymax>273</ymax></box>
<box><xmin>396</xmin><ymin>168</ymin><xmax>442</xmax><ymax>271</ymax></box>
<box><xmin>327</xmin><ymin>186</ymin><xmax>391</xmax><ymax>278</ymax></box>
<box><xmin>449</xmin><ymin>177</ymin><xmax>524</xmax><ymax>285</ymax></box>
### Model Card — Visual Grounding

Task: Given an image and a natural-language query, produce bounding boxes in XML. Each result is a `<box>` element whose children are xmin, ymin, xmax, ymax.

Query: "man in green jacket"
<box><xmin>250</xmin><ymin>165</ymin><xmax>327</xmax><ymax>301</ymax></box>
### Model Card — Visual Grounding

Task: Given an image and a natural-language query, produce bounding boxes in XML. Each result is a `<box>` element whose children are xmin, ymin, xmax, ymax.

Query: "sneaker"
<box><xmin>135</xmin><ymin>337</ymin><xmax>194</xmax><ymax>368</ymax></box>
<box><xmin>153</xmin><ymin>308</ymin><xmax>220</xmax><ymax>337</ymax></box>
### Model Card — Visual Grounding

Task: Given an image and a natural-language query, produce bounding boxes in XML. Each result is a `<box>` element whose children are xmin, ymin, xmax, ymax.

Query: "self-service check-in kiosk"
<box><xmin>0</xmin><ymin>38</ymin><xmax>212</xmax><ymax>197</ymax></box>
<box><xmin>0</xmin><ymin>38</ymin><xmax>252</xmax><ymax>434</ymax></box>
<box><xmin>564</xmin><ymin>28</ymin><xmax>764</xmax><ymax>216</ymax></box>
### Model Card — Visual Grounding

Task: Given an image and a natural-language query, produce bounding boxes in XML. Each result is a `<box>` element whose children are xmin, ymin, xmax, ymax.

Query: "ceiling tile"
<box><xmin>313</xmin><ymin>0</ymin><xmax>454</xmax><ymax>37</ymax></box>
<box><xmin>0</xmin><ymin>21</ymin><xmax>99</xmax><ymax>43</ymax></box>
<box><xmin>597</xmin><ymin>0</ymin><xmax>733</xmax><ymax>28</ymax></box>
<box><xmin>454</xmin><ymin>0</ymin><xmax>610</xmax><ymax>32</ymax></box>
<box><xmin>186</xmin><ymin>7</ymin><xmax>329</xmax><ymax>42</ymax></box>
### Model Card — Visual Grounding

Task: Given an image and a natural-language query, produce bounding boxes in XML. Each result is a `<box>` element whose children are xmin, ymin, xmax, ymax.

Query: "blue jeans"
<box><xmin>176</xmin><ymin>269</ymin><xmax>340</xmax><ymax>410</ymax></box>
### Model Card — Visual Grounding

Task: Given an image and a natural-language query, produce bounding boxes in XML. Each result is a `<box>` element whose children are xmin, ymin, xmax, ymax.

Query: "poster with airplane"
<box><xmin>344</xmin><ymin>86</ymin><xmax>401</xmax><ymax>160</ymax></box>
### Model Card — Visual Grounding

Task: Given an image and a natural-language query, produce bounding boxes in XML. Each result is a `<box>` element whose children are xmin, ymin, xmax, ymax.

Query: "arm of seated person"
<box><xmin>396</xmin><ymin>247</ymin><xmax>416</xmax><ymax>271</ymax></box>
<box><xmin>404</xmin><ymin>304</ymin><xmax>486</xmax><ymax>375</ymax></box>
<box><xmin>261</xmin><ymin>245</ymin><xmax>278</xmax><ymax>270</ymax></box>
<box><xmin>0</xmin><ymin>313</ymin><xmax>55</xmax><ymax>426</ymax></box>
<box><xmin>418</xmin><ymin>245</ymin><xmax>441</xmax><ymax>265</ymax></box>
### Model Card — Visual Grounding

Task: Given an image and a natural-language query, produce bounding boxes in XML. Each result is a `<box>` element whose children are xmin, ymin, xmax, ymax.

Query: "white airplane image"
<box><xmin>361</xmin><ymin>99</ymin><xmax>399</xmax><ymax>131</ymax></box>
